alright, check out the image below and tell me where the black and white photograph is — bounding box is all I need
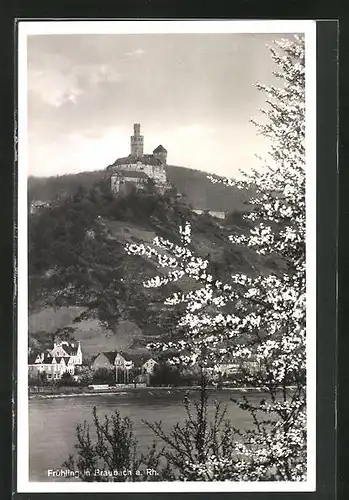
[17,20,317,493]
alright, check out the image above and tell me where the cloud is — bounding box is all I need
[28,61,122,109]
[78,64,121,86]
[125,48,146,58]
[28,68,83,107]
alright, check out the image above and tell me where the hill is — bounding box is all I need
[28,165,253,212]
[166,165,251,212]
[28,181,275,357]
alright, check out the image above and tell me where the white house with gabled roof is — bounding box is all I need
[28,340,83,381]
[50,340,82,365]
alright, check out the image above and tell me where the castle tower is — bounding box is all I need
[153,145,167,165]
[130,123,144,157]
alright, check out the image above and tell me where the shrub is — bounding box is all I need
[57,372,77,387]
[92,368,115,385]
[63,406,168,482]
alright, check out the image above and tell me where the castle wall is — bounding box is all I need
[114,162,153,178]
[111,174,148,196]
[152,165,167,184]
[111,176,120,193]
[113,162,166,185]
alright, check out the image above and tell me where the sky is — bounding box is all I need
[26,32,294,179]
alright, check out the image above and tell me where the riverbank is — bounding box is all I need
[28,385,268,399]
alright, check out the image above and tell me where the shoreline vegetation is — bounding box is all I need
[28,385,295,399]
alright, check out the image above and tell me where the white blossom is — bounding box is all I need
[124,35,306,482]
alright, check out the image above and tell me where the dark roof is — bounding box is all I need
[112,154,162,167]
[122,353,153,366]
[42,353,53,363]
[28,353,38,364]
[93,351,118,364]
[153,145,167,154]
[112,156,133,166]
[29,352,72,364]
[61,344,78,355]
[113,170,149,179]
[32,352,53,364]
[53,356,65,364]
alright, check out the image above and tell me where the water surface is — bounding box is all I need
[29,389,262,481]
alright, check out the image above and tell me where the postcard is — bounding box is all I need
[16,19,318,494]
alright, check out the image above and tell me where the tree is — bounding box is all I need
[77,366,94,386]
[92,368,115,385]
[57,372,77,387]
[63,406,167,482]
[149,362,181,387]
[125,35,306,481]
[142,392,236,480]
[28,370,48,387]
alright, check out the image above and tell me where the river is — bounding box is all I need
[29,388,262,481]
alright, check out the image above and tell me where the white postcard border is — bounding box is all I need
[17,19,317,493]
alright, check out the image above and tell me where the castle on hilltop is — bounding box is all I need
[107,124,169,195]
[105,123,227,220]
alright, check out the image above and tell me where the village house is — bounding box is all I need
[91,351,117,371]
[201,361,240,380]
[30,200,51,214]
[28,352,75,381]
[141,357,158,375]
[192,208,227,220]
[91,350,158,384]
[217,362,240,376]
[50,340,83,365]
[28,340,83,381]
